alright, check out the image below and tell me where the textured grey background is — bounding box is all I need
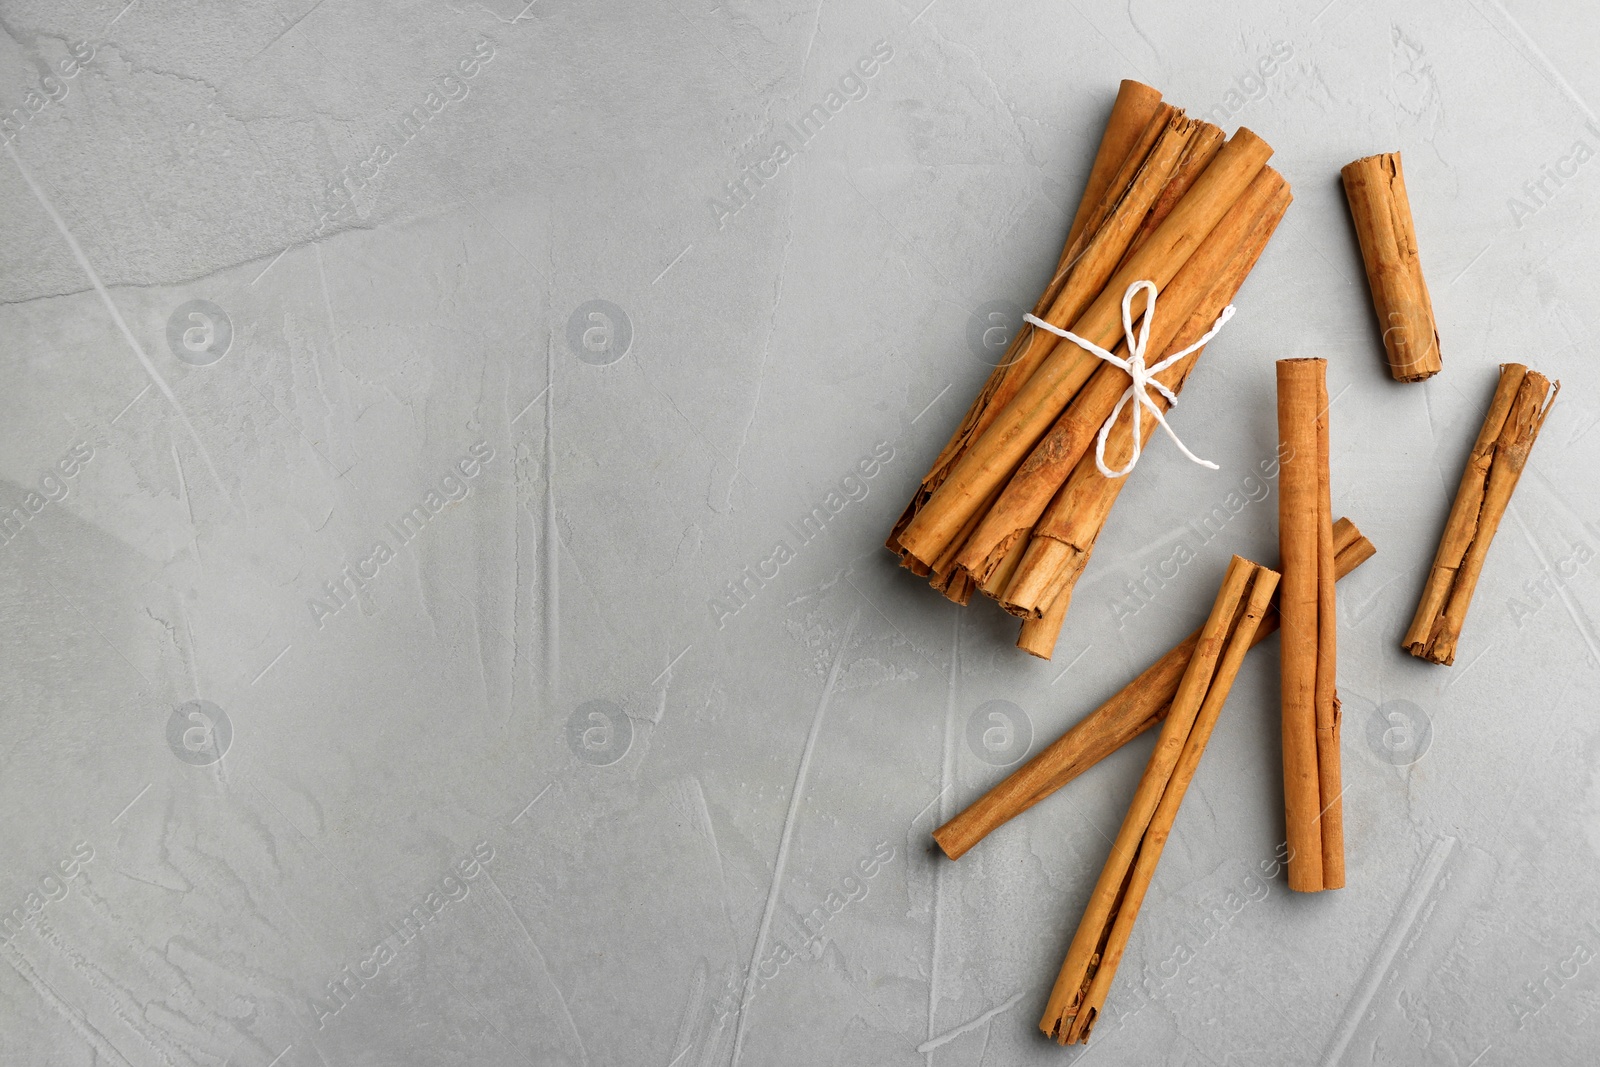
[2,0,1599,1064]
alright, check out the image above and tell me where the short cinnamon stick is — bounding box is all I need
[1403,364,1559,664]
[1276,358,1340,892]
[1341,151,1441,382]
[933,518,1374,861]
[1040,556,1280,1044]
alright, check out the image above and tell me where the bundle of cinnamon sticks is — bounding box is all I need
[886,81,1292,659]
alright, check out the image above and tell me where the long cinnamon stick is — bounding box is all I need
[1040,556,1280,1044]
[1277,358,1340,892]
[933,518,1373,861]
[886,85,1167,567]
[1341,151,1441,382]
[1403,364,1559,663]
[895,129,1275,570]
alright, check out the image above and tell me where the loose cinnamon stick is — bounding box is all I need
[1001,178,1293,653]
[1276,358,1340,892]
[886,85,1167,566]
[1403,364,1559,664]
[1341,151,1441,382]
[958,165,1287,589]
[1040,556,1280,1044]
[933,518,1373,862]
[896,129,1275,569]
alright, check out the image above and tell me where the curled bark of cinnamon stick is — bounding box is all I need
[1403,364,1559,664]
[1040,556,1280,1044]
[933,517,1373,862]
[1341,151,1441,382]
[1277,358,1341,892]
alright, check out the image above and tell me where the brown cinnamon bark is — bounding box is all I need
[1341,151,1441,382]
[895,128,1275,569]
[1403,364,1559,663]
[1040,556,1280,1044]
[1276,358,1340,892]
[933,518,1374,861]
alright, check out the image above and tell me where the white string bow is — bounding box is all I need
[1023,279,1235,479]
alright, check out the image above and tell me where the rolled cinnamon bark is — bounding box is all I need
[1341,151,1441,382]
[957,165,1287,590]
[933,518,1373,862]
[1276,358,1340,892]
[886,84,1168,568]
[1403,364,1559,663]
[1040,556,1280,1044]
[1000,177,1293,653]
[896,128,1275,569]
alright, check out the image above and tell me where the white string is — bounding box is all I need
[1023,279,1235,478]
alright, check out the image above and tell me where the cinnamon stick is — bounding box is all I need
[1040,556,1280,1044]
[1403,364,1559,664]
[886,85,1167,566]
[934,517,1373,862]
[1341,151,1441,382]
[896,129,1275,569]
[1276,358,1340,892]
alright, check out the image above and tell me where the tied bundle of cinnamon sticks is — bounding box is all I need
[886,80,1292,659]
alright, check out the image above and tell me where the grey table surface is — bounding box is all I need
[3,0,1599,1064]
